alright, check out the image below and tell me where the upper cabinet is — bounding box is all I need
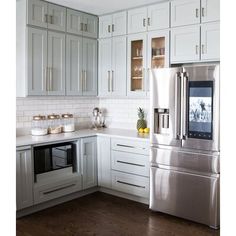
[128,2,169,34]
[67,9,98,38]
[99,11,127,38]
[201,0,220,23]
[27,0,66,31]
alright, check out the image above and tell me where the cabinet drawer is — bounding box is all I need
[112,171,149,198]
[111,150,149,177]
[111,138,149,155]
[34,176,82,204]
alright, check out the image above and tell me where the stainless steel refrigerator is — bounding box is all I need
[149,64,220,229]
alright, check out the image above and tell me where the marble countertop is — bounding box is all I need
[16,128,150,147]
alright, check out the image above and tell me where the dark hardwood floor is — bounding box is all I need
[16,192,220,236]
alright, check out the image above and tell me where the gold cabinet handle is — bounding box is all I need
[196,8,199,18]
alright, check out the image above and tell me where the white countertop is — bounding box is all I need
[16,128,150,147]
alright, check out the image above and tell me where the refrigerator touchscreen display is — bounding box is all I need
[188,81,213,140]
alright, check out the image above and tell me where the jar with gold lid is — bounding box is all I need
[47,114,62,134]
[31,115,48,136]
[61,113,75,132]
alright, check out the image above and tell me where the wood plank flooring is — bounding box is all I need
[16,192,220,236]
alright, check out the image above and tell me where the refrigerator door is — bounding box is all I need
[181,64,220,152]
[150,68,182,147]
[150,166,220,228]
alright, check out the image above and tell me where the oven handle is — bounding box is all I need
[181,72,188,140]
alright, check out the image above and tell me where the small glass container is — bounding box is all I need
[61,114,75,132]
[47,114,62,134]
[31,115,48,136]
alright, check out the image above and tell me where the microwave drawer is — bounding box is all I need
[111,150,149,177]
[111,138,149,155]
[111,171,149,198]
[34,176,82,204]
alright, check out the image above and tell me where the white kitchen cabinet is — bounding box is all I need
[99,36,126,97]
[171,0,200,27]
[128,7,147,34]
[201,22,220,61]
[201,0,220,23]
[97,137,112,188]
[171,25,200,63]
[147,2,170,31]
[81,137,97,189]
[82,13,98,39]
[16,147,33,210]
[99,11,126,38]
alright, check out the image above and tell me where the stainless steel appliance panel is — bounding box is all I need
[150,166,220,228]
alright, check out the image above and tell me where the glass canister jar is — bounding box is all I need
[31,115,48,136]
[61,114,75,132]
[47,114,62,134]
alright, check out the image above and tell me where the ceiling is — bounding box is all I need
[47,0,166,15]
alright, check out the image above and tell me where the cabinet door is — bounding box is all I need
[66,35,83,96]
[112,11,127,37]
[128,7,147,34]
[66,9,83,36]
[98,38,112,96]
[147,2,169,31]
[111,36,127,96]
[127,33,147,97]
[171,25,200,63]
[48,31,65,95]
[171,0,200,27]
[81,137,97,189]
[201,0,220,23]
[83,38,97,96]
[16,148,33,210]
[82,13,98,39]
[99,15,112,38]
[48,3,66,32]
[27,27,47,95]
[201,22,220,61]
[97,137,111,188]
[27,0,48,28]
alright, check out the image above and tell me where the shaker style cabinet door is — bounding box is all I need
[27,0,48,28]
[171,0,200,27]
[171,25,200,63]
[99,15,112,38]
[81,137,97,189]
[66,9,84,36]
[201,22,220,61]
[112,11,127,37]
[98,38,112,96]
[47,3,66,32]
[27,27,47,95]
[82,13,98,39]
[66,35,83,96]
[47,31,65,95]
[201,0,220,23]
[82,38,97,96]
[147,2,170,31]
[16,148,33,210]
[128,7,147,34]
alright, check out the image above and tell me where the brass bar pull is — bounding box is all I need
[202,44,205,54]
[148,17,151,26]
[108,25,111,33]
[195,45,198,55]
[202,7,205,17]
[108,71,110,92]
[80,23,84,31]
[50,15,53,24]
[196,8,199,18]
[143,18,146,27]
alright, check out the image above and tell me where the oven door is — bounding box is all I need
[181,65,220,152]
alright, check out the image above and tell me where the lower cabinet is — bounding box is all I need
[16,147,33,210]
[81,137,98,189]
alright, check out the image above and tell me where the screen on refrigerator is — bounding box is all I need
[188,81,213,140]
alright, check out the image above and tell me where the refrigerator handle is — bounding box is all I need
[175,72,181,140]
[181,72,188,140]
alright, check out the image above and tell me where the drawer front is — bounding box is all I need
[111,150,149,177]
[112,171,149,198]
[34,176,82,204]
[111,138,149,155]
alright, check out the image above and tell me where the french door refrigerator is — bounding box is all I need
[149,64,220,229]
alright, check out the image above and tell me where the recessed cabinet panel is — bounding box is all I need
[66,35,83,95]
[47,31,65,95]
[171,25,200,63]
[99,15,112,38]
[201,0,220,23]
[82,13,98,39]
[112,11,127,37]
[66,9,83,36]
[147,2,169,31]
[27,0,48,28]
[201,23,220,61]
[48,3,66,31]
[171,0,200,27]
[128,7,147,34]
[27,27,47,95]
